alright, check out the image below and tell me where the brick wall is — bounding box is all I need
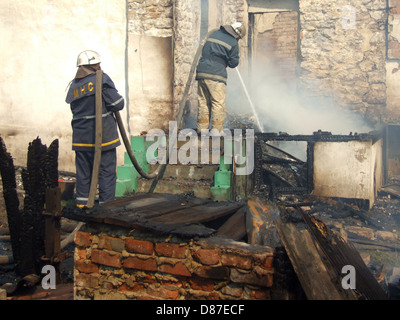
[73,226,275,300]
[253,11,299,81]
[128,0,173,36]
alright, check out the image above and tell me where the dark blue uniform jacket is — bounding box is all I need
[66,72,124,152]
[195,26,240,85]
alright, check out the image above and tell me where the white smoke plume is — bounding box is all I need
[226,62,373,136]
[225,61,373,160]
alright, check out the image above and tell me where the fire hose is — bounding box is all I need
[85,29,219,205]
[86,70,103,208]
[113,28,219,184]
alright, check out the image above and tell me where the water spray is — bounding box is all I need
[235,67,264,133]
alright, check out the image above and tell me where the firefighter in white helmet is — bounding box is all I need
[66,50,124,208]
[195,22,246,133]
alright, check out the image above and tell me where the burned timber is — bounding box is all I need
[1,126,400,300]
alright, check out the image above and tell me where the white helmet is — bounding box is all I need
[231,22,246,39]
[76,50,101,67]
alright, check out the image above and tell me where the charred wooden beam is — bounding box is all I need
[263,142,305,164]
[216,206,246,241]
[45,139,59,189]
[0,137,60,277]
[262,164,295,188]
[62,194,244,238]
[276,220,353,300]
[0,137,22,274]
[42,187,62,283]
[20,138,48,276]
[253,138,263,191]
[295,205,388,300]
[306,142,314,194]
[256,130,377,143]
[246,197,281,248]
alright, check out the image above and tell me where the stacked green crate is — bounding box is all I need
[115,136,152,198]
[211,155,233,201]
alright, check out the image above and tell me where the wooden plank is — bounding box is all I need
[276,220,348,300]
[44,187,62,259]
[61,206,107,224]
[101,193,175,211]
[133,221,216,238]
[150,202,243,225]
[61,197,208,227]
[133,198,211,219]
[101,194,209,217]
[100,214,217,238]
[102,201,187,226]
[62,194,240,237]
[216,206,246,240]
[246,197,281,248]
[380,184,400,198]
[0,137,22,274]
[296,206,387,300]
[102,199,212,228]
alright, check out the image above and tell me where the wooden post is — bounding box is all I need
[0,137,22,274]
[43,187,62,283]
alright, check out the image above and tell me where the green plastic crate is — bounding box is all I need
[211,185,232,201]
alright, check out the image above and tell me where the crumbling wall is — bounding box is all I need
[0,0,126,173]
[251,10,299,81]
[172,0,201,129]
[186,0,249,127]
[127,0,175,134]
[387,0,400,120]
[299,0,387,125]
[73,227,275,300]
[221,0,249,73]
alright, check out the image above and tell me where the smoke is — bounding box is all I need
[226,61,373,160]
[226,62,373,136]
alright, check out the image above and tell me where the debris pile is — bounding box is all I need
[1,125,400,300]
[0,137,76,298]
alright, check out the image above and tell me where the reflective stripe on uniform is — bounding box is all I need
[72,137,120,148]
[207,38,232,50]
[72,111,113,121]
[107,97,124,107]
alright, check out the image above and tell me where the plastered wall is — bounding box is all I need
[312,139,383,208]
[0,0,127,172]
